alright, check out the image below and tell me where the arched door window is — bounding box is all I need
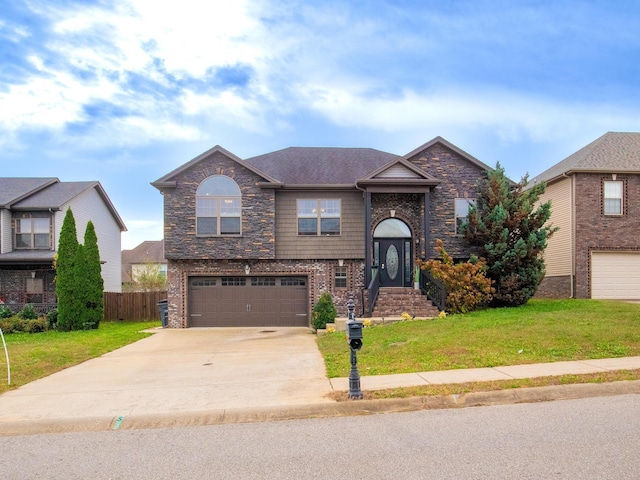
[196,175,241,235]
[373,218,413,287]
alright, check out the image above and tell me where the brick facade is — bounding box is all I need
[165,258,364,327]
[573,173,640,298]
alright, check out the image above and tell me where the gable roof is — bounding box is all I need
[154,137,493,190]
[152,145,281,188]
[244,147,400,186]
[0,178,58,207]
[121,240,166,283]
[532,132,640,184]
[0,178,127,231]
[403,136,494,172]
[356,157,440,188]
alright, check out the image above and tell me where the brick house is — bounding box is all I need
[152,137,493,328]
[533,132,640,300]
[0,178,127,313]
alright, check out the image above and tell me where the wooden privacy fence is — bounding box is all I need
[104,291,167,321]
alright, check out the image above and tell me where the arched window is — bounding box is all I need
[196,175,241,235]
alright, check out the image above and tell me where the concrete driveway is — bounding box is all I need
[0,327,335,425]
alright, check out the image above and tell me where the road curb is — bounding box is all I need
[2,380,639,436]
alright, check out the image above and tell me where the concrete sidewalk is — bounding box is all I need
[331,356,640,391]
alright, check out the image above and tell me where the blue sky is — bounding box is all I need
[2,0,640,249]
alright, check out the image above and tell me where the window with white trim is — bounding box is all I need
[455,198,475,234]
[603,180,623,215]
[334,267,347,288]
[196,175,241,235]
[297,199,341,236]
[14,214,51,249]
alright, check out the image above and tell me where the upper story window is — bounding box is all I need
[455,198,476,234]
[603,180,623,215]
[15,213,51,249]
[196,175,241,236]
[297,199,341,236]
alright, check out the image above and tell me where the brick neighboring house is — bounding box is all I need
[152,137,493,328]
[0,178,127,313]
[121,239,167,286]
[533,132,640,300]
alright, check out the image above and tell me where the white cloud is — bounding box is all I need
[302,85,640,146]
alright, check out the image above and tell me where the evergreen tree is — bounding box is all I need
[56,208,79,331]
[73,244,88,330]
[464,163,558,307]
[83,221,103,329]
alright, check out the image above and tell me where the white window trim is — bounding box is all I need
[297,199,342,236]
[603,180,623,216]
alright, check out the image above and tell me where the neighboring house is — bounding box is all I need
[533,132,640,300]
[0,178,127,312]
[121,240,167,286]
[152,136,493,328]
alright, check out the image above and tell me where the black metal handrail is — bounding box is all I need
[420,270,447,311]
[366,267,380,317]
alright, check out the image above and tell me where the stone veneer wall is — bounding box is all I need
[161,150,276,261]
[406,144,485,259]
[573,173,640,298]
[165,259,365,328]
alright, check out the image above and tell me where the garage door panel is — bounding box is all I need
[592,252,640,300]
[189,276,308,327]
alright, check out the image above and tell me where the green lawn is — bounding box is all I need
[317,299,640,378]
[0,321,159,395]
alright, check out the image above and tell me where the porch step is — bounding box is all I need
[372,287,440,318]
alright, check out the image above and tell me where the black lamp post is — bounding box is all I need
[346,298,363,399]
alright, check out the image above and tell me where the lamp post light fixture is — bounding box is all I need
[244,264,250,275]
[346,298,363,400]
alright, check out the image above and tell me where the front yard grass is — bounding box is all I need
[0,321,159,395]
[317,299,640,378]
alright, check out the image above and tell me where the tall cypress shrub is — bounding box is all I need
[83,221,103,329]
[73,244,88,330]
[56,208,79,331]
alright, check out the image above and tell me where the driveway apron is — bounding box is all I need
[0,327,334,423]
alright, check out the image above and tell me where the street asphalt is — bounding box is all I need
[1,327,639,436]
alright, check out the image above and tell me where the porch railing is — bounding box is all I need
[365,266,380,317]
[420,270,447,311]
[0,291,57,315]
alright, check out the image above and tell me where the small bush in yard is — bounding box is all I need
[312,292,337,330]
[19,303,39,320]
[25,318,47,333]
[422,239,494,314]
[0,305,13,319]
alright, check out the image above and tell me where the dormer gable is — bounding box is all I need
[356,157,439,191]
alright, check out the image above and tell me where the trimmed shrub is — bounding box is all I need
[0,305,13,319]
[25,318,47,333]
[422,239,494,314]
[18,304,39,320]
[312,292,337,330]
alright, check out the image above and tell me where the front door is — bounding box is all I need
[379,239,405,287]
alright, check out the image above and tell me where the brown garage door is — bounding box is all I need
[188,276,308,327]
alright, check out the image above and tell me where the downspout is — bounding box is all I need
[355,183,370,317]
[563,173,575,298]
